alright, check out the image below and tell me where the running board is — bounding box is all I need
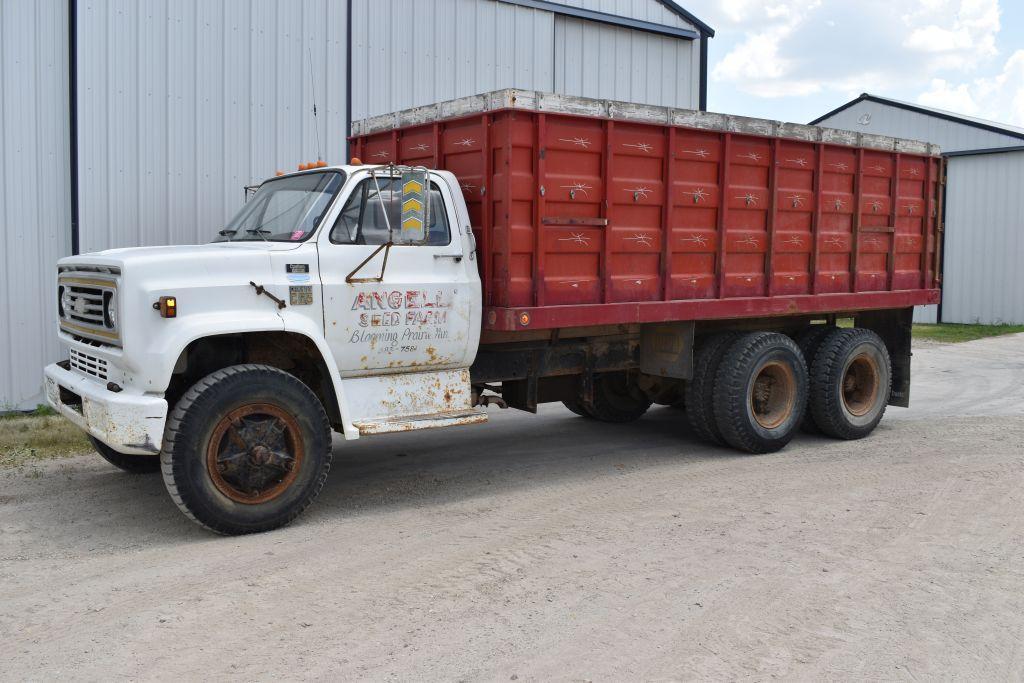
[353,409,488,436]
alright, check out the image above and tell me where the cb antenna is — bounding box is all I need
[308,47,323,162]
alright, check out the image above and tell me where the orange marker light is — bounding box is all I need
[315,160,327,167]
[350,157,363,165]
[275,170,284,176]
[153,296,177,318]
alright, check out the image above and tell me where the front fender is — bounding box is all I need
[279,313,358,439]
[135,310,359,440]
[124,310,287,392]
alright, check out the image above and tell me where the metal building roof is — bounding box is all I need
[657,0,715,35]
[495,0,714,39]
[810,93,1024,143]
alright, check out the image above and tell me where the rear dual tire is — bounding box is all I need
[684,333,739,446]
[794,325,835,434]
[712,333,809,454]
[807,328,891,440]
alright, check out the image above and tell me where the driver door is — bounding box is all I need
[317,172,477,377]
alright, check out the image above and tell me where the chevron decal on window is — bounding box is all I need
[400,171,428,242]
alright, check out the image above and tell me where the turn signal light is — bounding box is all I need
[153,296,177,318]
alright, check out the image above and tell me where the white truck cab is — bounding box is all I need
[45,164,485,533]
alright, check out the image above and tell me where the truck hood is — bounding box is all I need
[58,242,301,279]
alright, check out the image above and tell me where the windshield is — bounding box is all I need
[214,171,345,242]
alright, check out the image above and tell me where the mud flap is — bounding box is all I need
[855,307,912,407]
[640,322,695,380]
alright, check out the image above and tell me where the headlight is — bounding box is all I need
[59,286,71,317]
[103,291,117,329]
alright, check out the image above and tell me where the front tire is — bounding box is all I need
[90,436,161,473]
[161,364,332,535]
[713,332,808,454]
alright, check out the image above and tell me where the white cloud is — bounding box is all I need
[708,0,1006,106]
[710,0,824,97]
[917,79,981,114]
[903,0,1000,69]
[932,49,1024,125]
[908,49,1024,125]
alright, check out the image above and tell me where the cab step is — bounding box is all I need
[352,408,488,436]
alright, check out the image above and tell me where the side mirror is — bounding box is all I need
[395,169,430,245]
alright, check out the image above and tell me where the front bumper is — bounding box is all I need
[44,363,167,455]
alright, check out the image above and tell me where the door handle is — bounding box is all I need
[434,253,463,263]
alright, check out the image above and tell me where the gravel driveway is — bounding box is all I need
[2,334,1023,680]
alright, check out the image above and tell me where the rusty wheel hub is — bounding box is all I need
[206,403,303,504]
[842,354,880,417]
[750,361,797,429]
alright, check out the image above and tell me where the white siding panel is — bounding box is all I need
[816,100,1023,154]
[941,151,1024,324]
[0,0,71,410]
[0,0,700,409]
[77,0,347,252]
[913,305,938,324]
[351,0,555,121]
[554,16,697,109]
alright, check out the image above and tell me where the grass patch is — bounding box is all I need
[834,319,1021,344]
[0,414,91,469]
[0,403,57,419]
[912,323,1024,344]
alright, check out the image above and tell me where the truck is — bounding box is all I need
[44,89,943,534]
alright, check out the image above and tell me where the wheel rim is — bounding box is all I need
[842,353,880,417]
[206,403,304,504]
[749,361,797,429]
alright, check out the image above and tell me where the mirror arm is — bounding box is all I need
[345,241,393,283]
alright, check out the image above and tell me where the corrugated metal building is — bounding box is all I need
[812,94,1024,325]
[0,0,713,410]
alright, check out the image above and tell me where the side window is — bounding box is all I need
[330,178,451,246]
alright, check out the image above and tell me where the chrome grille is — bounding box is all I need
[65,285,106,325]
[58,271,120,345]
[69,348,109,380]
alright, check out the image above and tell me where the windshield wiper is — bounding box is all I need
[218,228,236,241]
[245,227,271,242]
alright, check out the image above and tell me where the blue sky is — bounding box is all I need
[683,0,1024,127]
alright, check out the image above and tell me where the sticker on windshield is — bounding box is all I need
[290,230,306,241]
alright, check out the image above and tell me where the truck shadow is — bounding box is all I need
[305,404,769,523]
[32,404,833,544]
